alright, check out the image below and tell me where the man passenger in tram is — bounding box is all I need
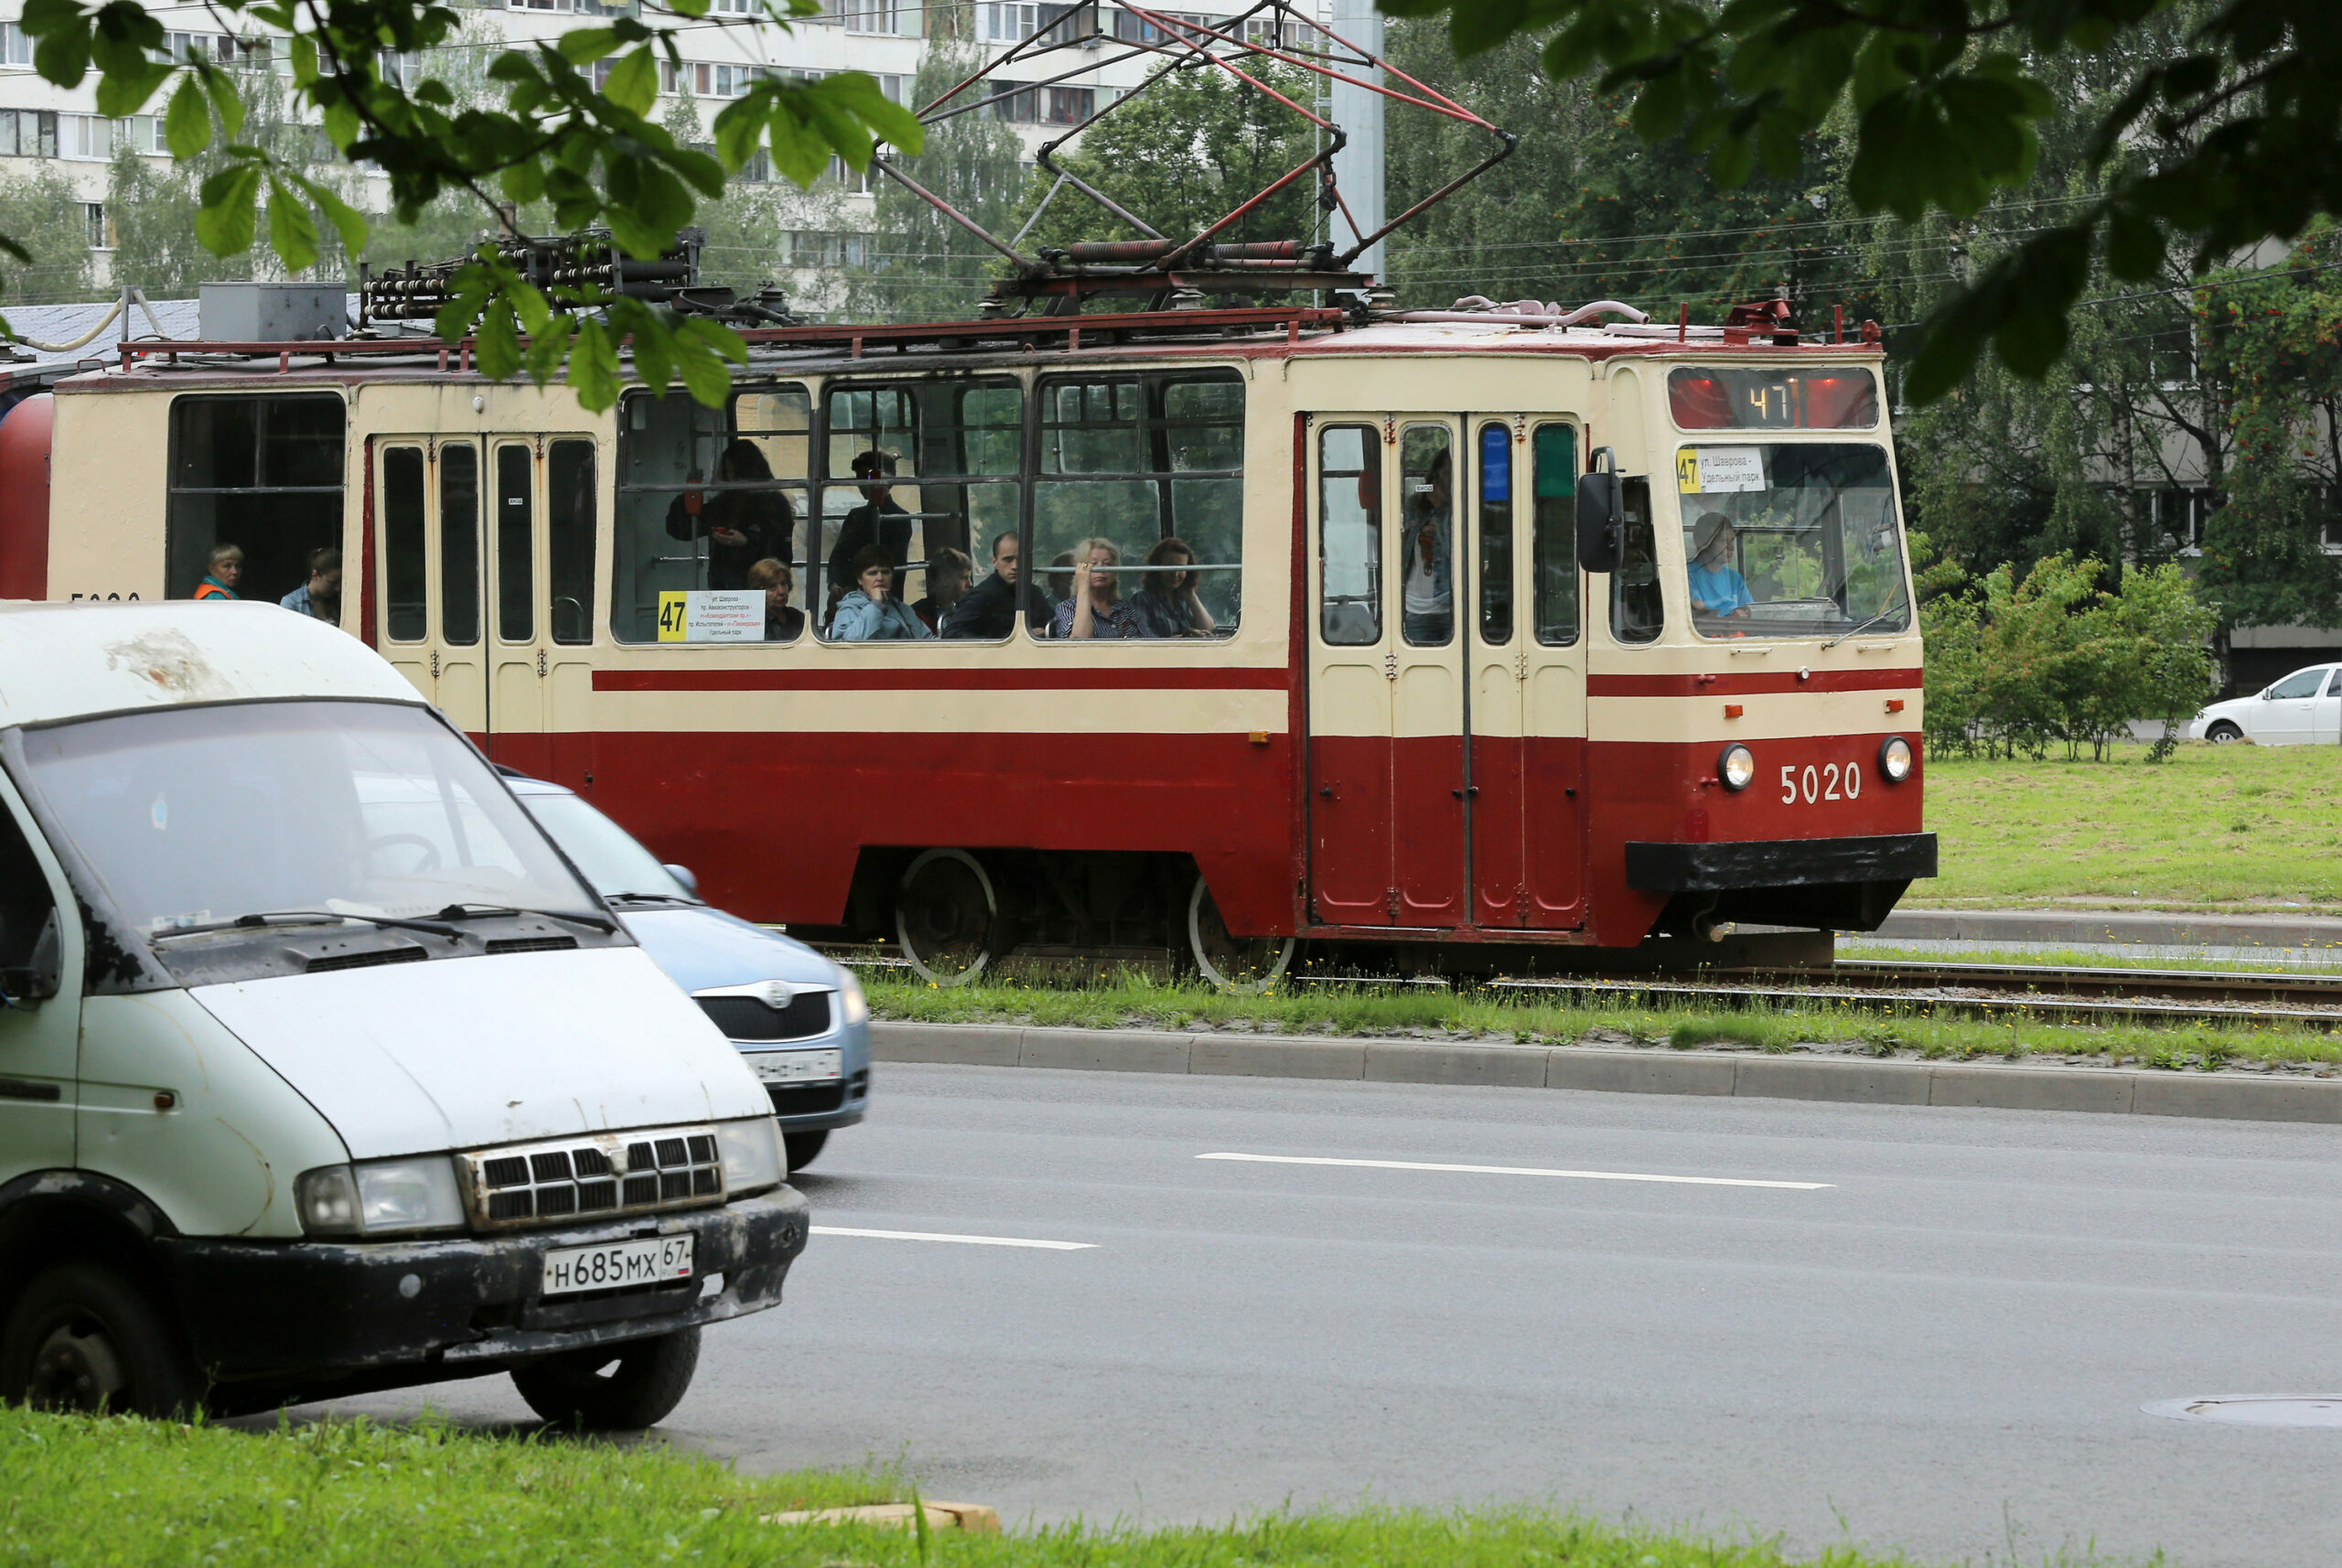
[747,557,806,641]
[1127,536,1218,638]
[940,530,1050,639]
[831,545,933,641]
[825,451,914,620]
[912,546,973,634]
[665,439,794,592]
[1055,537,1146,639]
[1687,510,1755,622]
[279,547,341,622]
[191,542,243,601]
[1402,450,1453,643]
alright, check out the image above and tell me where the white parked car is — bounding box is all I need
[2188,664,2342,745]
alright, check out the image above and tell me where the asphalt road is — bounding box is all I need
[313,1064,2342,1567]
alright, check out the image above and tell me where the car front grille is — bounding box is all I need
[458,1126,724,1230]
[697,989,833,1042]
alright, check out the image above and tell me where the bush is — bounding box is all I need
[1923,553,2216,761]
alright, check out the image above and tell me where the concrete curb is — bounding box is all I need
[872,1021,2342,1124]
[1878,908,2342,949]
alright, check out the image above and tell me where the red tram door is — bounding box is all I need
[1308,415,1585,933]
[1306,416,1466,928]
[1465,418,1586,929]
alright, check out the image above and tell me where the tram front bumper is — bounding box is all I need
[1624,832,1938,892]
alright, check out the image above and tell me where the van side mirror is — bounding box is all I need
[0,910,60,1004]
[1576,449,1623,575]
[663,864,700,898]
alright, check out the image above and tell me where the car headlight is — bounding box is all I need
[1878,734,1915,782]
[295,1157,466,1237]
[1718,743,1756,791]
[715,1116,787,1195]
[833,963,869,1026]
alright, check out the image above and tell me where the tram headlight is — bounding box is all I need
[1717,743,1756,792]
[1878,735,1915,783]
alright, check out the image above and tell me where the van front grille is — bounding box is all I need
[459,1126,722,1230]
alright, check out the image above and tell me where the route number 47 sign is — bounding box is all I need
[656,590,764,642]
[1677,447,1766,494]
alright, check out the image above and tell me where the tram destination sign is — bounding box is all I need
[657,590,764,643]
[1668,367,1878,431]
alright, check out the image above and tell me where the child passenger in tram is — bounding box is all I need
[830,545,933,641]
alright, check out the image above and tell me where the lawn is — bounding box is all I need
[0,1407,2068,1568]
[1918,743,2342,910]
[866,973,2342,1071]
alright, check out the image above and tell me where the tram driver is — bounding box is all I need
[940,530,1051,639]
[1687,511,1754,622]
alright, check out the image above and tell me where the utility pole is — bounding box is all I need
[1328,0,1383,282]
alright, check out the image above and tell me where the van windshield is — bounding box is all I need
[14,701,597,936]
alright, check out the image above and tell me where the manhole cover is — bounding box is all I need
[2143,1395,2342,1428]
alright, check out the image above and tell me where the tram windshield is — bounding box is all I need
[1674,442,1909,640]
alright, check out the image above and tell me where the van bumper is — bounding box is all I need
[154,1188,807,1409]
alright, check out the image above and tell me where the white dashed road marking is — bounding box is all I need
[1195,1152,1833,1190]
[811,1225,1098,1250]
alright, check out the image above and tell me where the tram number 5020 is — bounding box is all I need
[1781,762,1861,805]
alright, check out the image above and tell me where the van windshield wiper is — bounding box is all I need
[431,902,618,934]
[150,909,464,942]
[603,891,698,906]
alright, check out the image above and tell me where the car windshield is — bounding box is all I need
[13,700,597,935]
[1675,442,1910,639]
[520,792,693,903]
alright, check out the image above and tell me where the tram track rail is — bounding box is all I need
[809,941,2342,1030]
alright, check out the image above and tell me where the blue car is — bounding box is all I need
[503,774,870,1171]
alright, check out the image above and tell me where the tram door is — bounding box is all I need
[1306,415,1467,928]
[1466,419,1585,929]
[374,435,598,785]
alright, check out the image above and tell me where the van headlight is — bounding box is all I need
[833,963,869,1026]
[1878,735,1915,782]
[1717,743,1756,791]
[715,1116,787,1196]
[295,1158,466,1237]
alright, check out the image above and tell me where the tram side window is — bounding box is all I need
[1477,424,1511,644]
[1034,371,1242,639]
[1318,424,1380,645]
[167,394,345,604]
[1531,424,1579,645]
[612,385,811,643]
[381,446,426,641]
[820,379,1020,640]
[495,445,532,643]
[1609,478,1661,644]
[1397,424,1452,647]
[442,445,481,646]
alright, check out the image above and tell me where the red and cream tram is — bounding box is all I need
[0,299,1931,984]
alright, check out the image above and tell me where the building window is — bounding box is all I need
[1044,86,1092,124]
[2146,487,2218,551]
[839,0,904,35]
[376,49,423,90]
[0,110,59,158]
[59,114,114,161]
[85,202,108,250]
[990,80,1036,122]
[0,23,30,67]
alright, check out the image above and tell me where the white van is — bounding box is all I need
[0,602,804,1425]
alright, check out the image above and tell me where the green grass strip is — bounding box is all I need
[868,974,2342,1071]
[0,1406,2004,1566]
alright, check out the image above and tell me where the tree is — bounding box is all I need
[0,166,95,305]
[845,19,1026,323]
[7,0,921,407]
[1383,0,2342,403]
[1012,59,1319,255]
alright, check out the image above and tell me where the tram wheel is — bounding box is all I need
[1187,877,1295,993]
[896,849,1001,987]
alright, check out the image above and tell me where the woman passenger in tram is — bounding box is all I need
[831,545,933,641]
[1054,538,1146,639]
[665,439,794,592]
[1687,510,1754,623]
[1126,536,1217,638]
[747,557,806,641]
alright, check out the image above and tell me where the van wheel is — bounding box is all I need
[896,849,1001,987]
[2207,721,2243,744]
[510,1326,700,1430]
[1,1261,204,1418]
[1187,877,1295,993]
[783,1130,829,1172]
